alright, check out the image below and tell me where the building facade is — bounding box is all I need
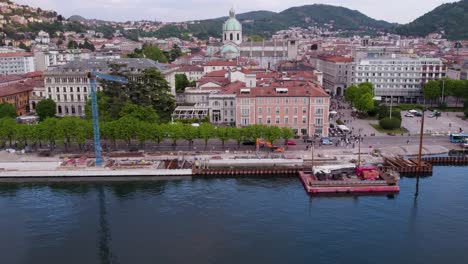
[0,52,35,76]
[311,56,353,96]
[353,57,446,103]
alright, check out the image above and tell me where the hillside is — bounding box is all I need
[396,0,468,40]
[188,4,395,39]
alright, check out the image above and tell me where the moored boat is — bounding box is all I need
[299,165,400,194]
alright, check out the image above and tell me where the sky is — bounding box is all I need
[13,0,459,24]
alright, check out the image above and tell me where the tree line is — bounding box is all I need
[422,79,468,106]
[0,116,296,152]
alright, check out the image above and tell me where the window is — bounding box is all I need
[258,117,263,124]
[64,95,67,101]
[77,87,80,92]
[302,108,307,114]
[302,117,307,124]
[276,107,280,114]
[77,94,81,101]
[303,98,307,104]
[84,87,87,93]
[294,108,298,114]
[241,99,250,105]
[258,107,262,114]
[315,107,323,115]
[230,33,233,41]
[241,108,249,116]
[275,117,280,124]
[57,95,60,101]
[267,108,271,114]
[70,95,74,102]
[48,87,51,93]
[315,118,323,125]
[315,98,324,104]
[293,117,298,124]
[56,87,59,93]
[284,117,289,124]
[267,117,271,124]
[285,108,289,114]
[237,33,239,41]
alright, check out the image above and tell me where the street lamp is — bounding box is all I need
[358,128,363,167]
[441,79,445,104]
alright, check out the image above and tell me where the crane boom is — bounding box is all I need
[87,71,128,166]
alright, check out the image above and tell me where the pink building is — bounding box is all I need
[224,82,330,137]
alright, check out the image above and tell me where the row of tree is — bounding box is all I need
[423,79,468,106]
[0,116,295,152]
[126,44,182,63]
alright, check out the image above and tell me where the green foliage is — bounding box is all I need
[396,0,468,40]
[379,117,402,130]
[281,127,295,142]
[79,39,95,51]
[0,103,17,119]
[345,83,374,112]
[216,127,231,147]
[18,42,30,52]
[35,99,56,121]
[264,126,282,144]
[198,123,215,147]
[167,123,184,145]
[0,117,17,147]
[423,80,441,102]
[127,45,168,63]
[175,74,192,93]
[119,103,159,123]
[247,35,264,41]
[67,40,79,49]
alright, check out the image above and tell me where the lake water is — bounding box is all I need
[1,166,467,264]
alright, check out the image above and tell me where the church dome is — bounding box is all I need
[223,8,242,32]
[221,44,239,54]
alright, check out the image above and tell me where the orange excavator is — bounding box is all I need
[257,139,285,152]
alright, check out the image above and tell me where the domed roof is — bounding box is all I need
[221,44,239,54]
[223,8,242,32]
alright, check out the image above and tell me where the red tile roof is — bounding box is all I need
[0,79,42,97]
[318,56,353,63]
[220,81,329,98]
[0,74,26,84]
[0,52,33,58]
[204,60,237,67]
[203,69,227,77]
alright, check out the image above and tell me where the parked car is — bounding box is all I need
[242,141,255,145]
[405,113,414,117]
[320,137,333,145]
[286,140,296,145]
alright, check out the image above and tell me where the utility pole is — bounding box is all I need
[441,79,445,104]
[417,107,425,170]
[389,95,393,119]
[358,128,362,166]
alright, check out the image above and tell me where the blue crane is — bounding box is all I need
[87,71,128,166]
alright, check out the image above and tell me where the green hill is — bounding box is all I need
[396,0,468,40]
[188,4,395,39]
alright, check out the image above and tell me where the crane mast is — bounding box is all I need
[87,72,128,166]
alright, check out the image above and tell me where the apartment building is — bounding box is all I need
[353,57,446,103]
[311,56,353,96]
[0,52,35,75]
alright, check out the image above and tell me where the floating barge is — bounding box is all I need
[298,165,400,194]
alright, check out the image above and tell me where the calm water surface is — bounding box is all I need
[1,166,467,264]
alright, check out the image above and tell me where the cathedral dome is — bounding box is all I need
[223,8,242,32]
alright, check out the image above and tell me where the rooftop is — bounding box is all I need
[45,58,170,74]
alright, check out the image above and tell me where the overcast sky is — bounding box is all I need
[14,0,459,24]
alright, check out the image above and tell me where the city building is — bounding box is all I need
[0,52,35,75]
[206,9,299,69]
[310,56,353,96]
[0,79,42,115]
[353,57,446,103]
[226,82,330,137]
[42,58,178,117]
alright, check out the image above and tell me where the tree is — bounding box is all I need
[151,123,166,145]
[35,99,56,121]
[281,127,295,146]
[229,127,244,146]
[379,117,401,130]
[344,85,359,103]
[119,103,159,123]
[264,126,282,144]
[67,40,79,49]
[0,117,17,147]
[136,122,152,149]
[198,123,215,148]
[79,39,96,51]
[175,74,191,93]
[355,93,374,112]
[182,125,198,146]
[169,44,182,62]
[142,45,168,63]
[0,103,17,119]
[115,116,139,148]
[423,80,441,105]
[216,127,231,149]
[18,42,30,52]
[167,123,184,148]
[37,118,58,150]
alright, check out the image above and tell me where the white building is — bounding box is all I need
[0,52,35,75]
[353,57,446,103]
[34,30,50,44]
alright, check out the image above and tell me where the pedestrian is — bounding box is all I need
[406,140,410,145]
[449,123,452,128]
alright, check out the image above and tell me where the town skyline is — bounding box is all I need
[13,0,460,24]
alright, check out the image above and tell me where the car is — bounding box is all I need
[405,113,414,117]
[242,141,255,145]
[320,137,333,145]
[305,138,314,143]
[286,140,296,145]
